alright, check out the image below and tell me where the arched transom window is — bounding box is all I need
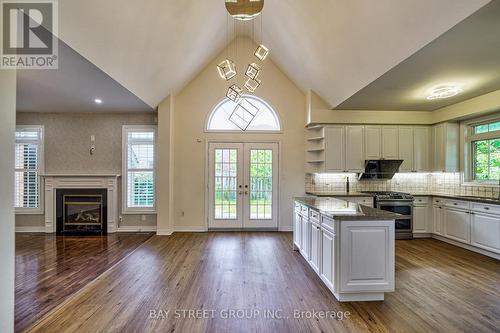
[206,95,281,132]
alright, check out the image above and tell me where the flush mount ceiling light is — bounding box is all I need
[426,85,463,100]
[94,98,103,104]
[225,0,264,21]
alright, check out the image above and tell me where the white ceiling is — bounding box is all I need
[54,0,490,109]
[17,39,153,113]
[335,0,500,111]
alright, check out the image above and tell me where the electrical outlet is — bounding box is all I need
[141,215,146,221]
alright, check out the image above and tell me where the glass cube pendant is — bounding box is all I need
[254,44,269,61]
[245,63,261,80]
[229,98,260,131]
[226,84,243,103]
[217,59,237,81]
[245,77,261,93]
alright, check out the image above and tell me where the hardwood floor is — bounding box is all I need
[23,233,500,333]
[15,232,154,333]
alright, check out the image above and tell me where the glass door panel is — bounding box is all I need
[249,149,273,220]
[208,143,243,228]
[243,143,278,229]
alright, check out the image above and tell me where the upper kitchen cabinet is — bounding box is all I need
[365,126,382,160]
[345,126,365,172]
[382,126,399,159]
[325,126,345,172]
[432,123,459,172]
[398,127,414,172]
[413,127,431,172]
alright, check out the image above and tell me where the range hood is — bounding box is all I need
[358,160,403,180]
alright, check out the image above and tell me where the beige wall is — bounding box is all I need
[15,112,157,228]
[0,71,16,333]
[169,37,306,231]
[307,88,500,125]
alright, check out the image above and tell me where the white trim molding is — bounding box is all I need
[116,226,157,233]
[157,228,173,236]
[15,226,46,233]
[43,175,120,234]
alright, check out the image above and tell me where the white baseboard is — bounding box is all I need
[16,226,46,233]
[413,233,432,239]
[432,235,500,260]
[174,226,207,233]
[279,226,293,232]
[116,226,157,233]
[156,228,173,236]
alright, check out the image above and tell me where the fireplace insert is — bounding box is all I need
[56,189,107,235]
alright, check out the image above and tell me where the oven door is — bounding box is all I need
[377,201,413,232]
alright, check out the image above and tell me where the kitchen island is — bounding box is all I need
[293,196,400,302]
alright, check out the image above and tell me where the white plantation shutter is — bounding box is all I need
[123,127,156,212]
[15,127,43,210]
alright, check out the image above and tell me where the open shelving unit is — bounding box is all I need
[306,125,325,173]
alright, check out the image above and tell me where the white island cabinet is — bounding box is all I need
[294,198,396,302]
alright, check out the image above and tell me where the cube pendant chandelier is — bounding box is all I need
[218,0,270,130]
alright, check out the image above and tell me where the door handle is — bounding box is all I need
[244,190,249,195]
[239,191,244,195]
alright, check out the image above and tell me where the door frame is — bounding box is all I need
[205,139,282,231]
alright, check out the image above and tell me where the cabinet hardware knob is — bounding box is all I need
[484,207,490,210]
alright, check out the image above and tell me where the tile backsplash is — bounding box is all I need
[306,173,500,198]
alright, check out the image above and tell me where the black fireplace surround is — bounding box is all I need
[56,188,107,235]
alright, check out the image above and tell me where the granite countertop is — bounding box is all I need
[306,191,374,197]
[294,197,400,221]
[306,191,500,206]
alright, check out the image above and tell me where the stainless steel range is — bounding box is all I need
[361,191,414,240]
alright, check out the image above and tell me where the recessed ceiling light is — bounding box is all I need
[426,85,462,100]
[94,98,103,104]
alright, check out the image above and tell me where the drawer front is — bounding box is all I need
[414,197,431,205]
[445,199,470,210]
[321,216,336,234]
[471,202,500,215]
[309,209,320,222]
[433,197,444,205]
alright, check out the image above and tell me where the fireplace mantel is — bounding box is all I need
[43,175,119,233]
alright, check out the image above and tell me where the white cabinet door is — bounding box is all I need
[444,208,470,243]
[413,127,430,172]
[413,205,429,233]
[340,221,395,293]
[382,126,398,159]
[471,213,500,254]
[325,126,345,172]
[433,205,443,235]
[345,126,365,172]
[433,124,445,172]
[398,127,414,172]
[432,123,458,172]
[365,126,381,160]
[294,212,302,249]
[310,222,321,273]
[320,228,336,292]
[300,216,310,260]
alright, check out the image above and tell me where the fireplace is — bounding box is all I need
[56,189,107,235]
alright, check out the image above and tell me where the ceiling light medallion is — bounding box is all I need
[427,85,463,100]
[225,0,264,21]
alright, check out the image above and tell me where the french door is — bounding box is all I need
[208,142,279,229]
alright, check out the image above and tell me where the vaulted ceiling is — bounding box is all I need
[52,0,490,109]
